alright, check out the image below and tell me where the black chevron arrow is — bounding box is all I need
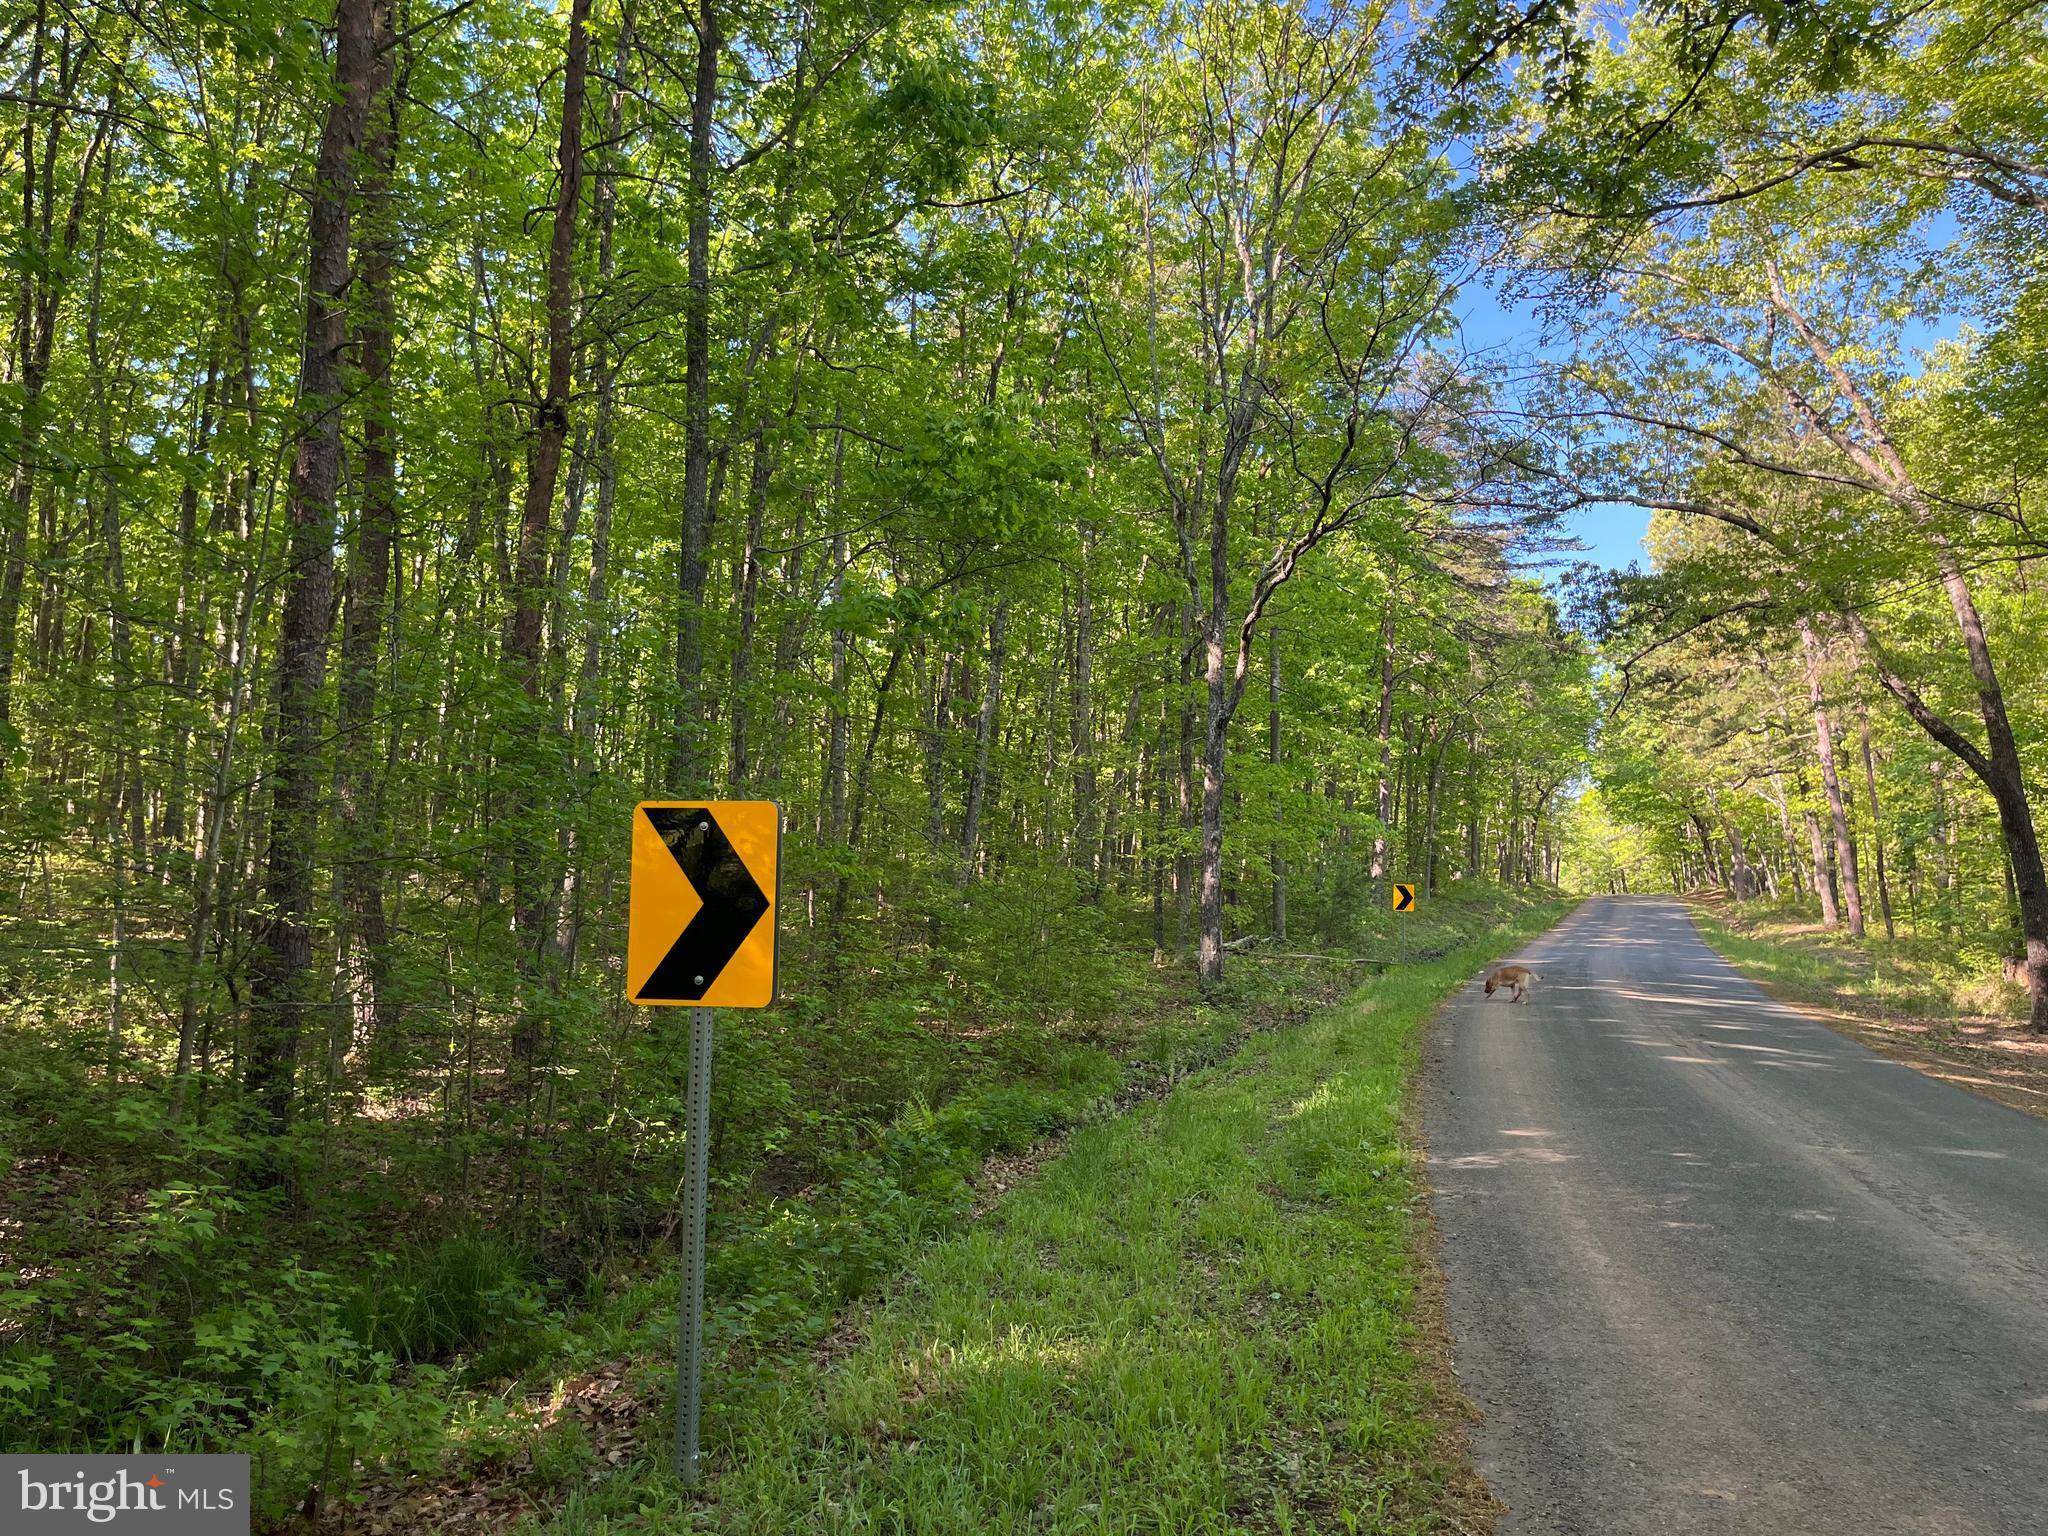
[1394,885,1415,912]
[639,807,770,1001]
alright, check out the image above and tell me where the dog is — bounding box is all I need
[1482,964,1541,1004]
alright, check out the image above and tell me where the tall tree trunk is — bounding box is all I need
[338,9,400,1056]
[670,0,721,788]
[2,13,115,741]
[1268,621,1285,939]
[84,128,132,1076]
[1800,618,1864,938]
[831,640,907,928]
[175,454,269,1119]
[959,600,1009,882]
[509,0,590,994]
[174,238,269,1120]
[1688,811,1721,889]
[1072,529,1098,892]
[1399,716,1420,873]
[1151,687,1169,957]
[1423,725,1449,895]
[1855,702,1895,941]
[1196,635,1228,985]
[826,531,850,852]
[728,416,773,790]
[162,336,224,867]
[1464,725,1484,880]
[1367,594,1396,890]
[559,0,634,972]
[1806,805,1839,928]
[1175,597,1195,949]
[1768,773,1805,895]
[248,0,379,1134]
[512,1,593,684]
[1194,463,1239,987]
[1721,811,1756,899]
[924,650,953,848]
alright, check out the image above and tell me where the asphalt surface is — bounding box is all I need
[1424,896,2048,1536]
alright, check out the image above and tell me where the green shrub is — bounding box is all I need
[341,1234,542,1363]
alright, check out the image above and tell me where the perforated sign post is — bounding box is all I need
[628,801,780,1488]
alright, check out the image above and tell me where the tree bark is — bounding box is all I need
[492,0,592,1078]
[1721,812,1756,899]
[557,0,633,969]
[728,416,773,790]
[1800,618,1864,938]
[247,0,379,1134]
[924,650,953,848]
[1464,724,1484,879]
[338,7,401,1056]
[1367,594,1396,890]
[2,21,115,743]
[1423,723,1449,895]
[1197,619,1228,985]
[670,0,721,789]
[826,565,850,852]
[84,126,132,1076]
[510,0,590,982]
[1072,529,1098,893]
[1767,772,1804,895]
[1268,621,1285,939]
[959,600,1009,882]
[1855,702,1896,940]
[1806,805,1839,928]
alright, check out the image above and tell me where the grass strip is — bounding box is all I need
[533,896,1571,1535]
[1686,898,2025,1026]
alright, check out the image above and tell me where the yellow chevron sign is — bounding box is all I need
[627,802,780,1007]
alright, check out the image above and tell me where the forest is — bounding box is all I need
[3,0,2044,1527]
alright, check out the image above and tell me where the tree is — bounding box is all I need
[247,0,382,1132]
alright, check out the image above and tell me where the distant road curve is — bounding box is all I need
[1425,896,2048,1536]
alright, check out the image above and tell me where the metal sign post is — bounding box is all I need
[626,801,780,1491]
[677,1004,714,1487]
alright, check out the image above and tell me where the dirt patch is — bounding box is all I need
[328,1364,652,1535]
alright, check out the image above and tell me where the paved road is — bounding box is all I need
[1424,896,2048,1536]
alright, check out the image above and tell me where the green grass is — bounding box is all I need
[1687,898,2029,1027]
[523,892,1572,1535]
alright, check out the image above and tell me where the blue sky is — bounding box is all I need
[1562,503,1655,569]
[1446,201,1976,578]
[1450,278,1654,574]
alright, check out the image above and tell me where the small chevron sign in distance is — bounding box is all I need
[627,801,780,1007]
[1392,883,1416,913]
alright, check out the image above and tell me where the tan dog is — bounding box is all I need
[1482,964,1541,1004]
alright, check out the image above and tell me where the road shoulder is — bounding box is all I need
[1685,899,2048,1122]
[524,896,1572,1533]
